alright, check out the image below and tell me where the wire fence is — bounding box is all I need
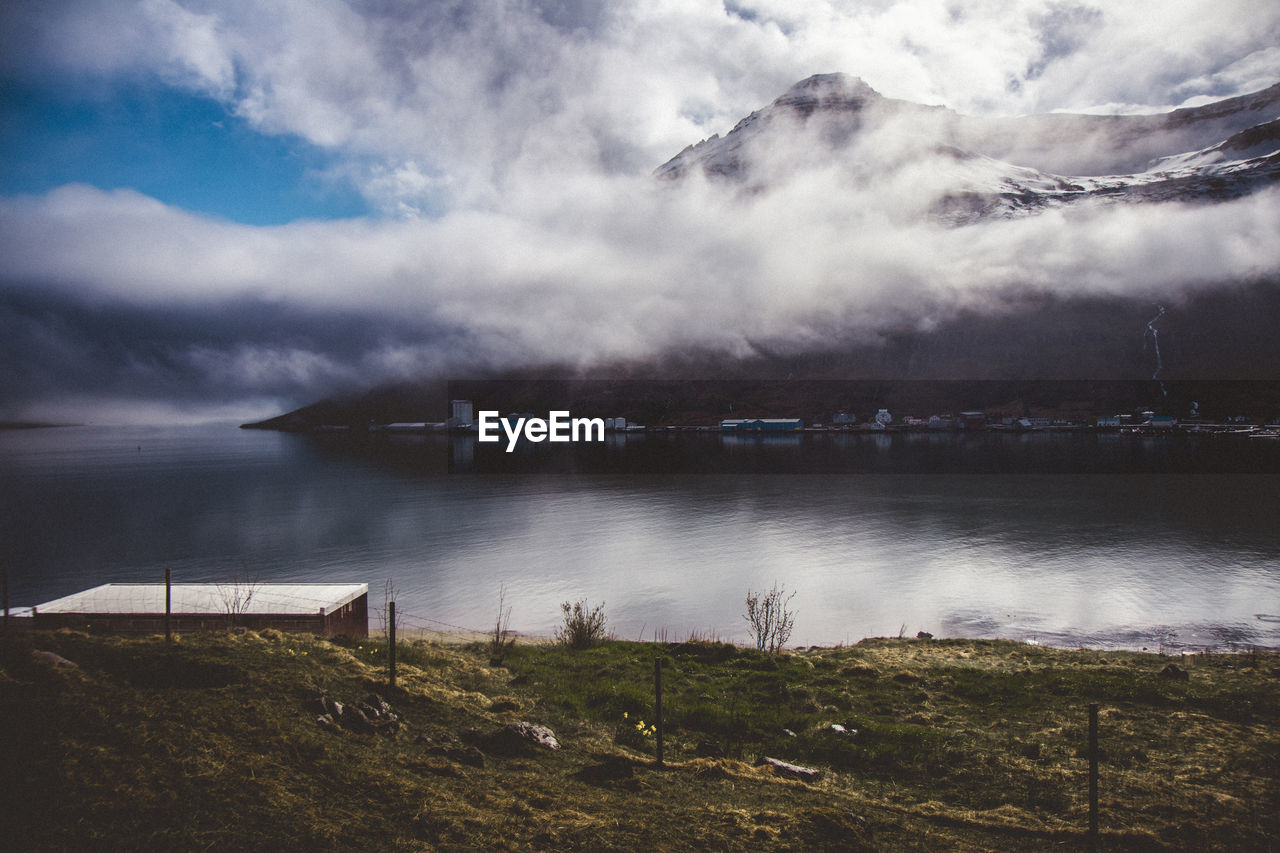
[8,568,1272,847]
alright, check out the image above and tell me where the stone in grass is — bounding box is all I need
[1159,663,1190,681]
[31,650,80,668]
[759,756,822,782]
[313,698,350,734]
[488,722,561,756]
[314,692,401,736]
[342,704,375,733]
[356,694,402,735]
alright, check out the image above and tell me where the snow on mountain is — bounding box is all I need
[1146,118,1280,170]
[656,74,1280,224]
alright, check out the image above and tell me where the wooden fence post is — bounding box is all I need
[3,562,9,634]
[388,601,397,688]
[1088,703,1100,846]
[164,568,172,644]
[654,657,665,767]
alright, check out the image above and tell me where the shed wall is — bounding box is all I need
[31,593,368,638]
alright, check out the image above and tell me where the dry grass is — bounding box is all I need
[0,629,1276,851]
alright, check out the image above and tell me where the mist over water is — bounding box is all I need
[3,424,1278,651]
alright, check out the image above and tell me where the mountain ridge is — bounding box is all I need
[243,279,1280,429]
[656,73,1280,220]
[243,77,1280,428]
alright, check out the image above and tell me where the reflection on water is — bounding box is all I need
[2,424,1278,650]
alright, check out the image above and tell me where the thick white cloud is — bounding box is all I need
[8,1,1279,209]
[6,173,1280,379]
[2,0,1279,418]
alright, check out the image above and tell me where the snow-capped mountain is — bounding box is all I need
[656,74,1280,222]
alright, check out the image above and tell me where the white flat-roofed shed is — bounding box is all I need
[29,583,368,637]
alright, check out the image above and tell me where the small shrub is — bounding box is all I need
[744,582,796,653]
[555,600,608,649]
[216,567,259,630]
[489,584,516,664]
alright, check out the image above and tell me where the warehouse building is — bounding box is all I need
[720,418,804,432]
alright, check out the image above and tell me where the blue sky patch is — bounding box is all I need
[0,77,368,225]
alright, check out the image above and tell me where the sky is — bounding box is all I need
[1,0,1279,424]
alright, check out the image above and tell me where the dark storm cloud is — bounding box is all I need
[0,285,472,418]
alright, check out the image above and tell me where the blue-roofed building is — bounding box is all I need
[720,418,803,432]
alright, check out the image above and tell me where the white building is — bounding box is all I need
[449,399,474,428]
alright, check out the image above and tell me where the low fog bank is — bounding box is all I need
[10,275,1277,426]
[3,167,1279,424]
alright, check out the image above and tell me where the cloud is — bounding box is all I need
[10,1,1278,207]
[1,1,1278,419]
[5,174,1279,406]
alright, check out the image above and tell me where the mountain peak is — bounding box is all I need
[772,73,881,114]
[653,73,891,180]
[785,73,876,95]
[656,73,1280,212]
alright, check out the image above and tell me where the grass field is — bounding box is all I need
[1,628,1276,851]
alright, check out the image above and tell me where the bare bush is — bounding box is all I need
[744,582,796,653]
[216,567,259,630]
[489,584,516,664]
[555,599,608,649]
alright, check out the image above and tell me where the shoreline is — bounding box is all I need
[371,626,1280,655]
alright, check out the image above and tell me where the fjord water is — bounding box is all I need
[3,424,1279,650]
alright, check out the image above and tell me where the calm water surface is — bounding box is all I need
[2,424,1278,650]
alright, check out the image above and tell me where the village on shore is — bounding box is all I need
[330,398,1280,439]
